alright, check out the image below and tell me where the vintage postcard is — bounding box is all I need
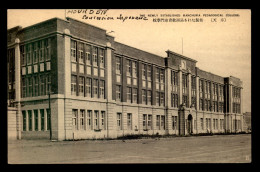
[7,9,251,163]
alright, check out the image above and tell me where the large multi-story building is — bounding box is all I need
[7,17,244,141]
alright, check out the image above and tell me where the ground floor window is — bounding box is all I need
[117,113,122,130]
[172,116,177,130]
[143,114,152,130]
[34,110,38,131]
[72,109,78,130]
[28,110,32,131]
[127,113,132,130]
[200,118,204,130]
[22,111,26,131]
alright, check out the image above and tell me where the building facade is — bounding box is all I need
[7,17,244,140]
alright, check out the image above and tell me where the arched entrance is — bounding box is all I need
[187,114,193,134]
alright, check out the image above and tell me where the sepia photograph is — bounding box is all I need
[7,9,251,164]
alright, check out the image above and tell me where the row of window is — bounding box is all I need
[20,39,51,66]
[233,119,242,130]
[200,118,224,130]
[22,109,50,131]
[71,40,105,68]
[71,75,105,98]
[199,99,224,112]
[21,74,51,98]
[199,80,224,100]
[72,109,106,130]
[233,103,241,114]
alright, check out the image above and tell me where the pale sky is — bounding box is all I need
[7,9,251,113]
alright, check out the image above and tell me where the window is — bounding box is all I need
[127,113,132,130]
[20,45,26,65]
[22,111,26,131]
[93,79,98,98]
[78,43,84,64]
[34,110,38,131]
[86,78,92,97]
[116,85,121,101]
[148,115,152,130]
[172,94,178,108]
[156,92,160,106]
[117,113,122,130]
[127,87,132,103]
[143,114,152,130]
[80,110,85,130]
[39,40,44,62]
[160,69,164,83]
[72,109,78,130]
[143,114,147,130]
[116,57,121,74]
[79,77,84,96]
[156,115,160,130]
[33,42,38,64]
[99,80,105,99]
[26,44,32,64]
[132,61,137,78]
[40,75,46,96]
[71,75,77,95]
[100,49,105,68]
[85,44,91,65]
[28,110,32,131]
[28,77,32,97]
[142,64,146,80]
[142,90,147,104]
[147,91,152,105]
[22,78,26,98]
[46,74,51,94]
[201,118,204,130]
[94,111,99,129]
[161,115,165,130]
[45,39,50,61]
[147,65,152,81]
[40,109,44,131]
[87,110,92,130]
[156,68,160,90]
[172,116,177,130]
[160,93,165,106]
[133,88,137,103]
[71,40,77,62]
[127,59,131,76]
[101,111,106,130]
[34,76,38,97]
[93,47,98,66]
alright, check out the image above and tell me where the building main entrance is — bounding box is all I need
[187,114,193,134]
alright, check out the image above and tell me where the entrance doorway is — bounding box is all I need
[187,114,193,134]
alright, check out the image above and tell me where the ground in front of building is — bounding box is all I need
[8,134,251,164]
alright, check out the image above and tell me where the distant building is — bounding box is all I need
[7,17,244,140]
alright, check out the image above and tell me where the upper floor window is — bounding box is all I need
[132,61,137,78]
[93,47,98,66]
[147,65,152,81]
[127,87,132,103]
[71,75,77,95]
[78,42,84,64]
[45,39,51,61]
[160,69,164,83]
[127,60,131,76]
[85,45,91,65]
[142,64,146,80]
[116,85,121,101]
[99,80,105,99]
[20,45,26,65]
[116,57,121,74]
[172,71,178,85]
[133,88,137,103]
[71,40,77,62]
[26,44,32,65]
[93,79,98,98]
[79,76,84,97]
[100,49,105,68]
